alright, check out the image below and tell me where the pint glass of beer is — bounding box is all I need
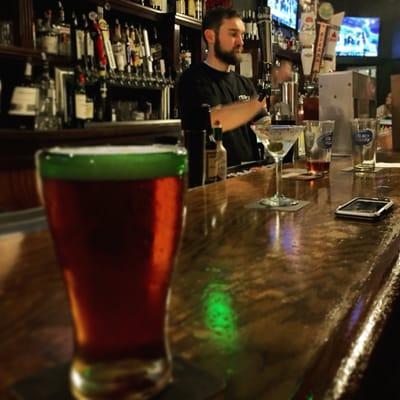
[36,145,187,399]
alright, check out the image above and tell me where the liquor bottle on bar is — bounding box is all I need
[35,57,60,131]
[54,1,71,56]
[42,10,58,55]
[8,58,39,129]
[213,121,227,181]
[204,106,218,184]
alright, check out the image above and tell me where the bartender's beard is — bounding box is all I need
[214,36,242,66]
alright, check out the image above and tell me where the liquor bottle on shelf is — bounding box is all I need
[151,28,162,75]
[73,67,89,128]
[187,0,196,18]
[251,11,258,40]
[176,0,185,14]
[94,68,110,122]
[195,0,202,20]
[35,53,60,130]
[54,1,71,56]
[8,58,39,129]
[81,14,96,83]
[71,11,81,62]
[245,10,252,40]
[213,121,227,181]
[180,33,191,71]
[42,10,58,55]
[36,19,45,50]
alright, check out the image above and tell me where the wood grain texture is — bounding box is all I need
[0,168,40,211]
[1,155,400,399]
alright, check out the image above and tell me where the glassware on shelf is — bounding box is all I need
[252,118,305,207]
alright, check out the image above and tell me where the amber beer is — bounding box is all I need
[37,145,187,399]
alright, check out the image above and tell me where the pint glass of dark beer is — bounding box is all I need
[36,145,187,399]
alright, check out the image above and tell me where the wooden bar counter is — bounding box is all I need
[1,155,400,399]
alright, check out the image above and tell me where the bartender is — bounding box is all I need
[178,7,267,167]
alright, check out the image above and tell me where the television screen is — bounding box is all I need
[336,17,380,57]
[267,0,298,30]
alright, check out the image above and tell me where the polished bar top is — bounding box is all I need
[1,155,400,399]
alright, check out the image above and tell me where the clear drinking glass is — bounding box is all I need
[36,145,187,399]
[351,118,378,172]
[252,118,305,206]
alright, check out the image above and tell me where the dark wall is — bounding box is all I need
[332,0,400,105]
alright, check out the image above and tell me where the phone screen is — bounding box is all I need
[340,199,388,213]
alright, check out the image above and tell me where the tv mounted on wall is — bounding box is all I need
[336,16,380,57]
[267,0,298,30]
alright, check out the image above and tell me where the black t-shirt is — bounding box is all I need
[178,62,261,167]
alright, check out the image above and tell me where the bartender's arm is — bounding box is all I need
[210,97,267,132]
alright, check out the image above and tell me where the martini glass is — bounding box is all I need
[252,118,305,207]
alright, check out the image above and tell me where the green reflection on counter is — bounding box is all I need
[202,282,239,352]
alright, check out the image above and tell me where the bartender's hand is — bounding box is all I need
[210,96,267,132]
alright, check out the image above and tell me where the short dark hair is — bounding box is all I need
[202,7,241,43]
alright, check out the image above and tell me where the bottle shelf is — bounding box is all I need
[0,45,71,65]
[175,13,202,30]
[273,44,301,63]
[86,0,166,22]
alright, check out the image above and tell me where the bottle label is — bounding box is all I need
[216,150,227,180]
[352,129,373,145]
[86,99,94,119]
[9,87,39,116]
[57,26,71,56]
[317,132,333,149]
[76,29,85,60]
[42,35,58,54]
[206,150,217,180]
[75,93,87,119]
[86,34,95,57]
[188,0,196,17]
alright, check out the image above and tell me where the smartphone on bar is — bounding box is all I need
[335,197,394,221]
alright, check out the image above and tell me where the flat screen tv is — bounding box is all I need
[336,17,380,57]
[267,0,298,30]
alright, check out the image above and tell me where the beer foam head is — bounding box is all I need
[37,145,187,180]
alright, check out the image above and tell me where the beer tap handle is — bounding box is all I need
[256,6,273,103]
[142,28,153,76]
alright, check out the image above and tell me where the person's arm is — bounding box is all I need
[210,97,267,132]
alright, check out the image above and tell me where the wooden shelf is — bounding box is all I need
[86,0,166,22]
[273,44,301,63]
[0,45,71,65]
[175,13,202,30]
